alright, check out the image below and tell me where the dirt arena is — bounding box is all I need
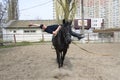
[0,42,120,80]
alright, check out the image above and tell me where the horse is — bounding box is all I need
[52,20,72,68]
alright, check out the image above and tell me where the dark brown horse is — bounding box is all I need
[52,20,72,68]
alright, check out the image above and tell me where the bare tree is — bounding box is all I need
[8,0,19,20]
[0,0,9,25]
[0,3,3,25]
[56,0,77,22]
[0,0,8,40]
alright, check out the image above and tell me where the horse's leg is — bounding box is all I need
[61,48,67,67]
[56,50,62,68]
[55,50,59,63]
[59,52,63,68]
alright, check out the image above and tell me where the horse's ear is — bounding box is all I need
[68,20,72,25]
[62,19,72,27]
[62,19,68,27]
[62,19,66,24]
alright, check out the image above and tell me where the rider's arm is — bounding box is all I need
[28,23,40,27]
[52,25,61,35]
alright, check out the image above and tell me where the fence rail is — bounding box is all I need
[3,33,52,43]
[2,32,120,43]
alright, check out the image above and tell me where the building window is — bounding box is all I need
[30,30,36,33]
[24,30,30,33]
[93,24,97,26]
[94,20,97,22]
[13,30,16,33]
[24,30,36,33]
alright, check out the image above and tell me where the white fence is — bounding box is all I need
[2,32,120,43]
[3,33,53,42]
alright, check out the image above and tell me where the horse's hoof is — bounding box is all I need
[58,65,61,68]
[58,63,63,68]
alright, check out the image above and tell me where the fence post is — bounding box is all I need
[42,33,44,41]
[14,34,16,43]
[87,33,90,43]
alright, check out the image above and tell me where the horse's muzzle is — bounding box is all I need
[67,38,71,44]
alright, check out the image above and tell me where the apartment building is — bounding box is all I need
[77,0,120,28]
[53,0,120,29]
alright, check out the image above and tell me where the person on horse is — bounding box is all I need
[28,23,84,40]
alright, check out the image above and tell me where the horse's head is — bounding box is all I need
[61,19,72,45]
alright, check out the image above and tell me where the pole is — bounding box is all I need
[14,34,16,43]
[81,0,84,34]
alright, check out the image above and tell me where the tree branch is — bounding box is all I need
[70,0,75,12]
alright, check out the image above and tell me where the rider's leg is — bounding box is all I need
[69,27,84,40]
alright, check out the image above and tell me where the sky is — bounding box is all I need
[19,0,53,20]
[0,0,53,20]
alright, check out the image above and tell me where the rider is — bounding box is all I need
[28,23,84,40]
[29,23,61,36]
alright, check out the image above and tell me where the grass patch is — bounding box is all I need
[17,41,31,46]
[0,41,52,49]
[0,41,32,48]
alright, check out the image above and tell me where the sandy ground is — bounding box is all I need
[0,42,120,80]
